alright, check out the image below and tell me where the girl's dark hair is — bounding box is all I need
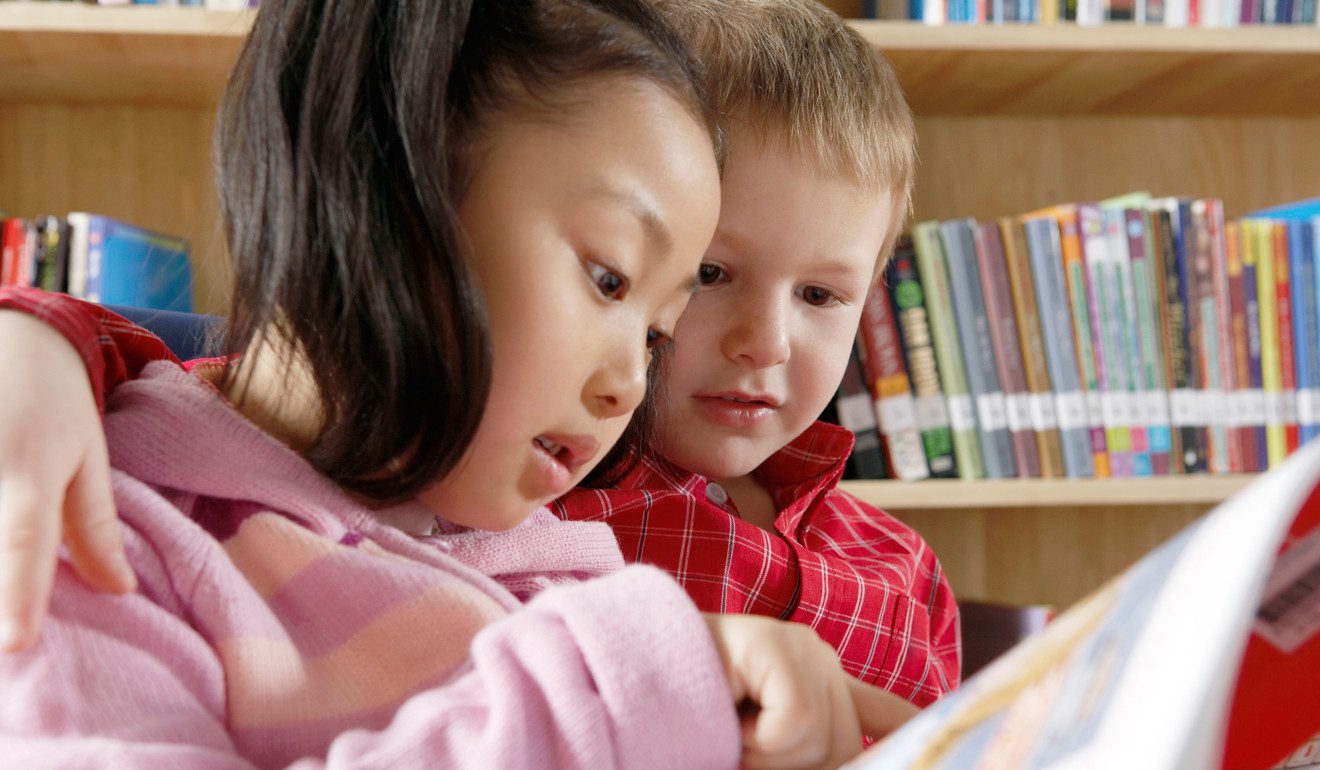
[214,0,717,504]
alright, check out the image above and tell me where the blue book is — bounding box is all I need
[66,213,192,313]
[1023,216,1094,478]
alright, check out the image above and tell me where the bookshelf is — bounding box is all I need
[3,5,1315,608]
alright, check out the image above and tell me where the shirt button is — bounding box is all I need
[705,482,729,506]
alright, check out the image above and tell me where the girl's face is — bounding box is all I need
[420,79,720,531]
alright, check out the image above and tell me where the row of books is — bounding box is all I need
[862,0,1319,25]
[0,211,193,312]
[832,193,1320,482]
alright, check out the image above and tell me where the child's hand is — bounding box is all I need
[704,613,917,769]
[0,311,135,653]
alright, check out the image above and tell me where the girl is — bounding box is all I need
[0,0,912,767]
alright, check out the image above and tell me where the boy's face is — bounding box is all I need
[654,135,896,481]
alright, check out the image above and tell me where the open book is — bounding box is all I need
[850,441,1320,770]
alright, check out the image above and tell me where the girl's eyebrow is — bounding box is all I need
[589,185,673,257]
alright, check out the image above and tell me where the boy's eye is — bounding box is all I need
[697,263,726,286]
[589,262,629,300]
[800,285,839,307]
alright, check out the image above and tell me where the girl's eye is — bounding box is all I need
[697,263,726,286]
[800,285,840,307]
[646,328,671,351]
[588,262,629,300]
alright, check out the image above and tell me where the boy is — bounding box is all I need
[556,0,960,706]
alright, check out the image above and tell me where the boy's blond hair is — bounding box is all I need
[656,0,917,268]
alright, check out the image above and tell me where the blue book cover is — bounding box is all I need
[82,215,192,313]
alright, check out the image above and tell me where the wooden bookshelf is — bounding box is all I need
[1,6,1310,607]
[840,476,1256,610]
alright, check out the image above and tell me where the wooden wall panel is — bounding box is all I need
[0,103,230,314]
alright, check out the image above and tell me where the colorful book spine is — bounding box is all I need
[1203,199,1243,473]
[1273,221,1300,455]
[857,273,930,481]
[1078,203,1134,476]
[941,218,1017,479]
[1022,215,1094,478]
[832,338,890,481]
[1101,202,1153,476]
[1225,220,1260,472]
[1050,204,1111,478]
[1302,219,1320,446]
[974,220,1041,477]
[1240,220,1270,471]
[885,240,958,477]
[1150,200,1206,473]
[999,215,1066,478]
[1118,203,1174,476]
[1190,199,1233,474]
[1249,218,1287,467]
[912,220,984,480]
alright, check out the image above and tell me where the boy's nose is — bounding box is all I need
[722,302,790,369]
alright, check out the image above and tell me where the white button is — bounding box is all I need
[705,482,729,506]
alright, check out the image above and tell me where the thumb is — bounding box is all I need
[847,677,919,742]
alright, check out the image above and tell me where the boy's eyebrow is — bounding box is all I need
[589,185,673,257]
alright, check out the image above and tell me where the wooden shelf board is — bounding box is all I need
[0,5,250,106]
[852,22,1320,116]
[840,475,1256,509]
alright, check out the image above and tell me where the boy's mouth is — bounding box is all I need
[702,391,781,409]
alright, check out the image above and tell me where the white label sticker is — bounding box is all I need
[947,395,976,432]
[877,395,919,433]
[1055,391,1088,431]
[1030,392,1058,431]
[976,392,1009,432]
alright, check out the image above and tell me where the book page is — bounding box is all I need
[849,440,1320,770]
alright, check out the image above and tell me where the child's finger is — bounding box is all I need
[847,677,919,742]
[0,478,62,652]
[63,460,135,596]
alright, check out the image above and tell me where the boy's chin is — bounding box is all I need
[668,441,777,482]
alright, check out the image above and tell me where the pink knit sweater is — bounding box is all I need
[0,362,739,768]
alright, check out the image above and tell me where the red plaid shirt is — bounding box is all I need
[553,421,961,706]
[2,287,960,705]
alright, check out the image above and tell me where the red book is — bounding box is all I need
[857,280,930,481]
[1275,222,1301,456]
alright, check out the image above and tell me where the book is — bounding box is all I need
[65,213,193,312]
[857,276,931,481]
[1111,197,1176,476]
[1241,219,1273,471]
[885,239,958,477]
[1189,199,1235,474]
[1044,203,1111,478]
[973,220,1041,477]
[1150,199,1208,474]
[1248,216,1289,467]
[1097,201,1152,476]
[912,220,985,480]
[999,215,1066,479]
[1272,222,1301,457]
[1226,220,1263,472]
[1,217,37,288]
[1078,203,1133,476]
[941,218,1017,480]
[1250,198,1320,450]
[1022,215,1095,479]
[848,439,1320,770]
[830,337,891,481]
